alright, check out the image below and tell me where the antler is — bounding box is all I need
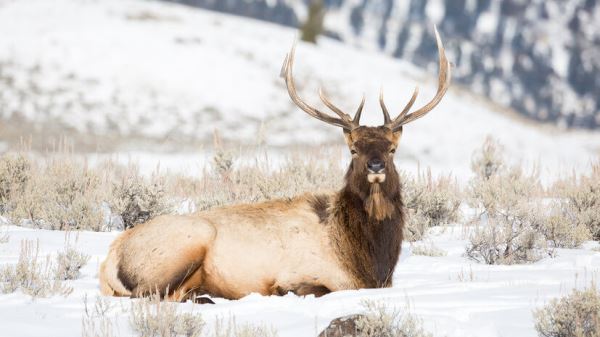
[281,43,364,131]
[381,26,451,131]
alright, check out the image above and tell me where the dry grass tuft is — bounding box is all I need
[0,239,72,298]
[533,286,600,337]
[210,316,278,337]
[402,169,461,242]
[54,245,90,280]
[130,294,205,337]
[354,300,433,337]
[82,295,117,337]
[83,294,278,337]
[0,220,8,244]
[411,242,447,257]
[470,136,504,180]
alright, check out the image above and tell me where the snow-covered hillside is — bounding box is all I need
[0,0,598,182]
[168,0,600,129]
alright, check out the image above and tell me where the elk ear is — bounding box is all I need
[391,127,403,145]
[343,129,353,147]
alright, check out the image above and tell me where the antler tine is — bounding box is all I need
[387,26,451,131]
[353,95,365,125]
[281,43,357,130]
[392,86,419,123]
[318,88,353,123]
[379,89,392,124]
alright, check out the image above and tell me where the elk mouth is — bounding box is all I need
[367,172,386,183]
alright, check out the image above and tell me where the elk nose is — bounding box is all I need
[367,159,385,173]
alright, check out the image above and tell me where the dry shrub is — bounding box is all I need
[82,295,117,337]
[470,136,504,180]
[0,153,30,213]
[534,287,600,337]
[354,300,433,337]
[468,138,593,252]
[3,154,172,231]
[536,200,591,249]
[211,316,278,337]
[466,138,549,264]
[411,242,447,257]
[0,218,8,244]
[54,245,90,280]
[194,149,343,211]
[110,170,170,230]
[87,292,276,337]
[0,230,8,244]
[0,239,72,298]
[466,212,547,265]
[9,157,106,231]
[552,162,600,241]
[402,169,461,242]
[130,294,205,337]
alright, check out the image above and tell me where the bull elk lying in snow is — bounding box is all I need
[100,29,451,302]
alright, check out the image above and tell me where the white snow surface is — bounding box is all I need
[0,0,598,183]
[1,225,600,337]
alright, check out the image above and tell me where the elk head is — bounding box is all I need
[281,28,451,218]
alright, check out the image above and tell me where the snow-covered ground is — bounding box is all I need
[1,1,600,336]
[1,224,600,337]
[0,0,599,182]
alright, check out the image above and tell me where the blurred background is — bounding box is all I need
[0,0,598,179]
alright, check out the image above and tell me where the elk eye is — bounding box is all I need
[390,149,396,154]
[350,149,357,155]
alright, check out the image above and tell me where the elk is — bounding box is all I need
[99,29,450,303]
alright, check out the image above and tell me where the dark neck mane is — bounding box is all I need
[330,169,405,288]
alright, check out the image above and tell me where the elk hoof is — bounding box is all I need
[193,296,215,304]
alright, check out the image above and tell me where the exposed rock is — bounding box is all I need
[318,314,365,337]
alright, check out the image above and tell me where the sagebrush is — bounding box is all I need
[82,295,117,337]
[130,294,205,337]
[552,162,600,241]
[210,316,278,337]
[402,169,461,242]
[1,139,598,243]
[83,293,278,337]
[194,149,343,211]
[0,153,30,213]
[110,170,170,229]
[8,157,106,231]
[54,245,90,280]
[411,242,447,257]
[0,154,172,231]
[466,138,549,264]
[0,239,72,298]
[534,286,600,337]
[355,300,433,337]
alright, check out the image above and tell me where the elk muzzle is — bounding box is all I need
[367,158,386,183]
